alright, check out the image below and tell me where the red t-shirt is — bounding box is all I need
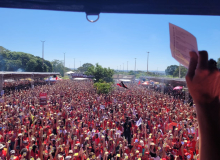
[184,149,193,160]
[136,144,143,153]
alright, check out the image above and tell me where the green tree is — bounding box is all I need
[0,46,9,53]
[217,58,220,69]
[85,63,114,83]
[77,63,94,72]
[173,66,188,78]
[26,59,37,72]
[128,70,135,75]
[94,82,112,94]
[0,46,53,72]
[165,65,178,76]
[44,60,53,72]
[35,59,44,72]
[51,60,65,76]
[19,53,31,69]
[5,59,22,71]
[0,57,6,71]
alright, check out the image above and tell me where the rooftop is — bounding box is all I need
[0,72,60,80]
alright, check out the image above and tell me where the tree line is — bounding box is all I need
[165,65,188,78]
[165,57,220,78]
[0,46,72,76]
[0,46,52,72]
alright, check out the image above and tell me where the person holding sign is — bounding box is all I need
[186,51,220,160]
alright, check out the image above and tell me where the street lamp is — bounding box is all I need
[134,58,136,74]
[74,58,75,71]
[64,53,65,77]
[147,52,150,73]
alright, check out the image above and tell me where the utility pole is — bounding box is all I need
[179,63,181,78]
[41,41,45,67]
[135,58,136,74]
[147,52,149,73]
[64,53,65,77]
[127,61,128,72]
[74,58,75,71]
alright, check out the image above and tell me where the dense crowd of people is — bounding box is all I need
[3,80,46,94]
[0,80,198,160]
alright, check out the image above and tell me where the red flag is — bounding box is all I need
[117,82,128,89]
[138,80,141,85]
[117,83,122,87]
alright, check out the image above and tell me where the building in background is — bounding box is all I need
[113,74,135,83]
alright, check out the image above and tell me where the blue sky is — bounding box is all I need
[1,8,220,71]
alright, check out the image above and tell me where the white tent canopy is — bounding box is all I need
[66,71,75,74]
[73,78,88,81]
[119,79,131,82]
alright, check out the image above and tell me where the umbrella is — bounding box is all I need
[173,86,183,90]
[56,77,62,81]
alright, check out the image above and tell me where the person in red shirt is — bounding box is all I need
[30,144,40,159]
[8,150,19,160]
[183,145,193,160]
[188,134,196,153]
[94,134,100,146]
[142,151,150,160]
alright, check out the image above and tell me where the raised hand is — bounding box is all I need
[186,51,220,160]
[186,51,220,105]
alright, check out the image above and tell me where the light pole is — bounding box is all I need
[123,63,124,73]
[147,52,150,73]
[63,53,65,77]
[41,41,45,67]
[74,58,75,71]
[127,61,128,72]
[135,58,136,74]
